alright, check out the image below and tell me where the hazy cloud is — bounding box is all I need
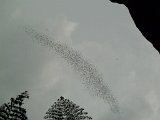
[1,0,160,120]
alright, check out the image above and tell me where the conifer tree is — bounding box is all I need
[0,91,29,120]
[44,96,92,120]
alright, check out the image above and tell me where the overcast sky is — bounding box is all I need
[1,0,160,120]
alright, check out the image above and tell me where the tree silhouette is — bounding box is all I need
[0,91,29,120]
[44,96,92,120]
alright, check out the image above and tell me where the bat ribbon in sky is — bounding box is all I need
[24,26,119,113]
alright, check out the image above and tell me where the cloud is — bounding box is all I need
[1,0,160,120]
[52,16,78,45]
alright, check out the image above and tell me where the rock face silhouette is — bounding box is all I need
[110,0,160,53]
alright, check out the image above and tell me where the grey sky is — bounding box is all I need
[0,0,160,120]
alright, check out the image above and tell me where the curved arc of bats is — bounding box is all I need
[24,26,119,113]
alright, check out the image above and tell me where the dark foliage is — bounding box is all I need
[44,96,92,120]
[0,91,29,120]
[110,0,160,53]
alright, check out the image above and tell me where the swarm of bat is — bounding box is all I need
[24,26,119,113]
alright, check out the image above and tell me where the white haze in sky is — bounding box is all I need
[1,0,160,120]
